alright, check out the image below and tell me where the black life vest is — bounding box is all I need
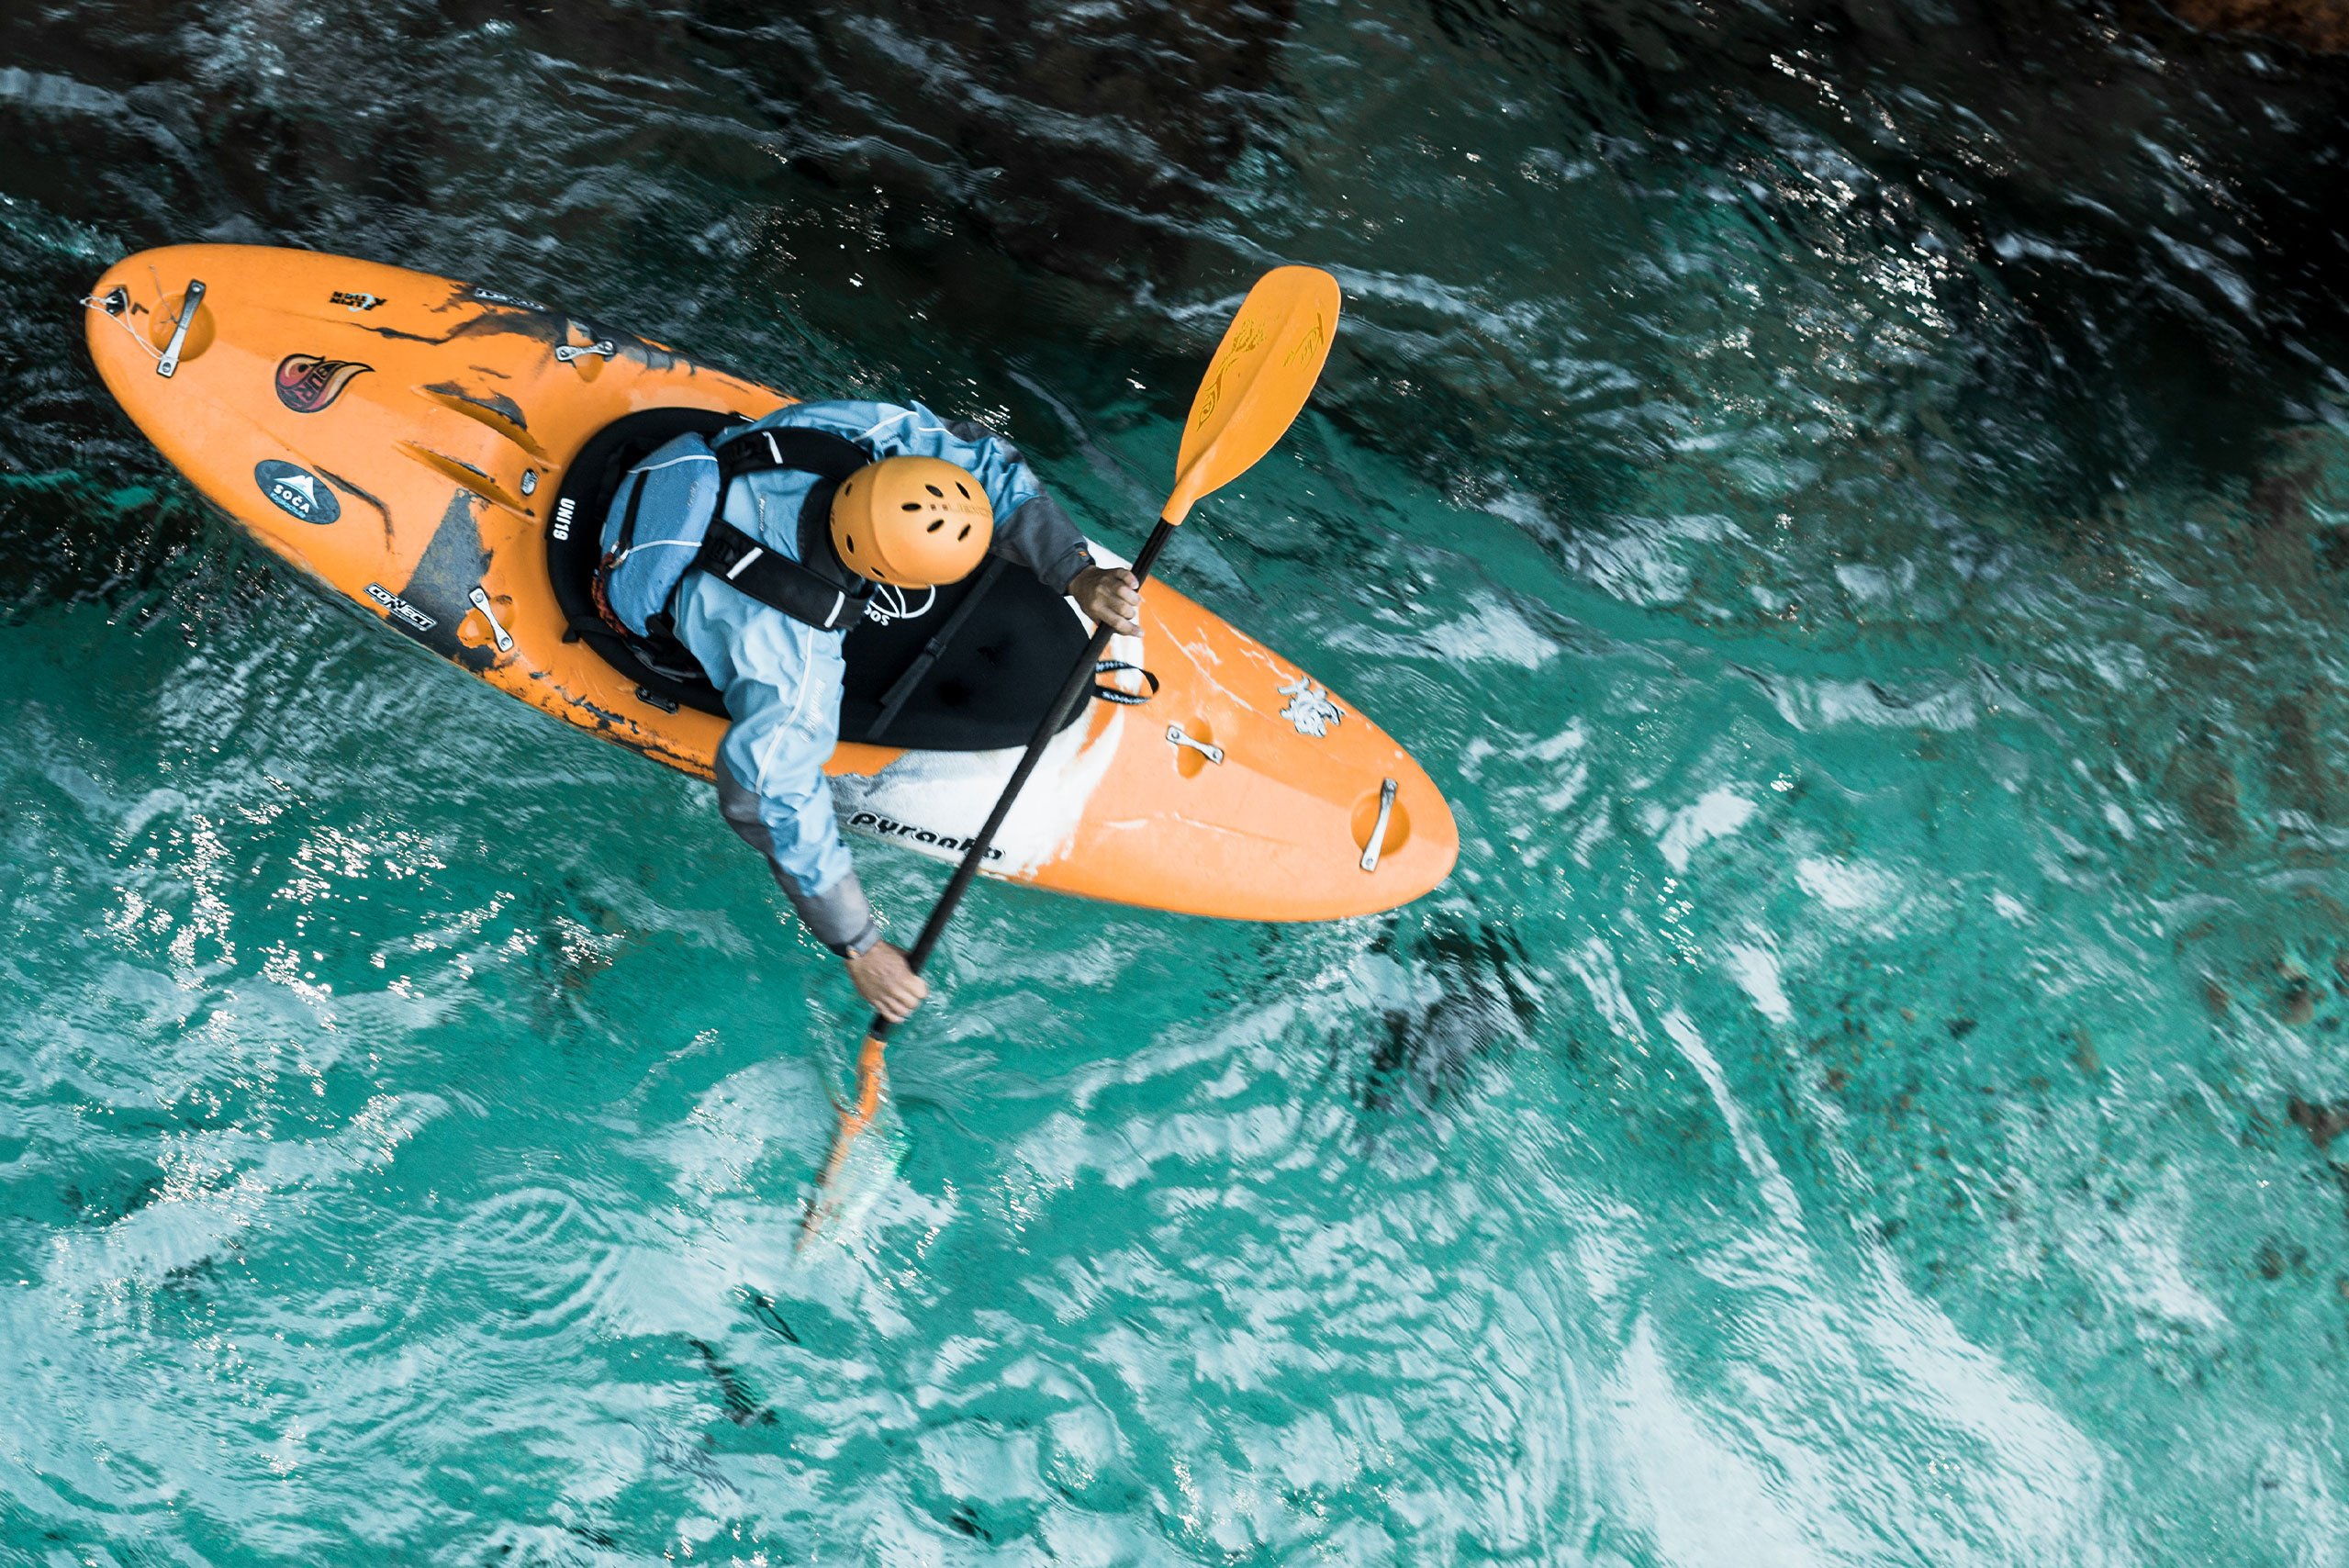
[688,423,880,633]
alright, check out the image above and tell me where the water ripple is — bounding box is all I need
[6,0,2349,1561]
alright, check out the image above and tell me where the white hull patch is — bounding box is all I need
[831,546,1138,879]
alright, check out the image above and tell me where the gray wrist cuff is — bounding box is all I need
[1004,494,1092,594]
[788,870,876,951]
[825,920,883,960]
[1054,547,1097,597]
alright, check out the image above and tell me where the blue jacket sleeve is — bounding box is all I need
[674,569,878,951]
[761,400,1093,591]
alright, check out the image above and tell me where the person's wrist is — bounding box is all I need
[827,920,883,960]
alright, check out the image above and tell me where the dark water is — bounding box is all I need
[7,2,2349,1562]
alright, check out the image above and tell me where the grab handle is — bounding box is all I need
[1359,778,1397,872]
[157,280,205,378]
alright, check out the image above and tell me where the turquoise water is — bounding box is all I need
[7,2,2349,1562]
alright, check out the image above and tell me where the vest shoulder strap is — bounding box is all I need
[613,469,652,556]
[690,420,879,633]
[713,422,871,485]
[692,516,870,632]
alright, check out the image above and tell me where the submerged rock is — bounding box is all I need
[2166,0,2349,52]
[2288,1097,2349,1149]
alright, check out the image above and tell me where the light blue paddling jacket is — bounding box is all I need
[599,400,1092,952]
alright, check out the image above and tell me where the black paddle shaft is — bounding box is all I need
[865,519,1177,1042]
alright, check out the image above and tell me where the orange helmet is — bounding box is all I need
[829,456,993,588]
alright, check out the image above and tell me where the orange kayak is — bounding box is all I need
[83,244,1456,921]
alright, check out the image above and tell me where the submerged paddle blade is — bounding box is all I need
[1162,266,1341,526]
[799,1035,892,1249]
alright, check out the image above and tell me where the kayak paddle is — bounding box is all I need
[800,264,1343,1243]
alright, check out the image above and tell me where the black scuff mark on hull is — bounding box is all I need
[424,380,529,429]
[352,309,565,349]
[567,700,697,766]
[393,489,495,672]
[351,309,691,375]
[468,364,514,381]
[315,465,396,549]
[565,711,699,775]
[575,698,641,730]
[349,320,475,346]
[425,282,551,319]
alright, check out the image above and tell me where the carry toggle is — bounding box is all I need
[1166,723,1224,766]
[467,587,514,652]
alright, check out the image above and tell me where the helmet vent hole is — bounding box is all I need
[957,523,972,540]
[900,501,921,511]
[845,535,857,554]
[956,482,971,498]
[926,518,945,532]
[924,484,944,498]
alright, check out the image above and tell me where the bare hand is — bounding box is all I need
[1068,566,1142,636]
[845,941,929,1023]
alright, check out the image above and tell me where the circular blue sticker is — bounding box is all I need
[253,459,341,526]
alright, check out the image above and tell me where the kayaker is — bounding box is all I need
[595,400,1141,1022]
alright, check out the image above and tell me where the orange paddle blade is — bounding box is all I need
[1161,266,1341,526]
[798,1034,889,1248]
